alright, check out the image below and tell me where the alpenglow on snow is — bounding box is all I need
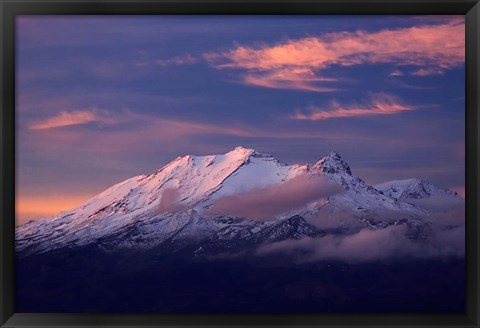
[16,146,463,256]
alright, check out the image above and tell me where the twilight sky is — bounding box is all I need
[16,15,465,223]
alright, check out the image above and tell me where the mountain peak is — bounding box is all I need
[404,177,423,183]
[327,151,342,159]
[232,146,255,153]
[227,146,279,162]
[313,151,352,175]
[374,177,461,200]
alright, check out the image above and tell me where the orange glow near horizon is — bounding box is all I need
[16,194,93,225]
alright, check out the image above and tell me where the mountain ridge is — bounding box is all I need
[16,146,462,256]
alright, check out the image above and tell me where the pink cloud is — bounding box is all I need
[205,20,464,91]
[29,109,118,130]
[243,68,338,92]
[27,106,249,137]
[204,175,341,220]
[292,93,414,121]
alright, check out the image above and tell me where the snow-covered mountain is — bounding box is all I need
[374,178,464,213]
[375,178,462,200]
[16,147,462,256]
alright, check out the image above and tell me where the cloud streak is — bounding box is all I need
[27,107,371,149]
[29,109,118,130]
[155,54,198,67]
[411,67,445,76]
[292,93,414,121]
[242,68,338,92]
[205,20,464,91]
[134,54,198,68]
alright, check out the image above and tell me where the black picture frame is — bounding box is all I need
[1,1,478,327]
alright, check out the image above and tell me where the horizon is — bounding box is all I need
[16,15,465,223]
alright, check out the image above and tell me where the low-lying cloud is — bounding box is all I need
[157,188,186,213]
[204,175,341,220]
[256,203,465,263]
[257,225,413,263]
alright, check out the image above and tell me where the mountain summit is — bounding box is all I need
[375,177,461,200]
[16,147,461,256]
[313,151,352,175]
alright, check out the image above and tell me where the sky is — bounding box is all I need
[16,15,465,224]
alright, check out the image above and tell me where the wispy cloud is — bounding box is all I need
[29,109,119,130]
[411,67,445,76]
[135,54,198,68]
[243,68,338,92]
[155,54,198,67]
[389,69,404,77]
[24,109,365,163]
[205,20,464,91]
[387,80,436,90]
[292,93,414,121]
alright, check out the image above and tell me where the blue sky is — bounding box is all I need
[16,15,465,222]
